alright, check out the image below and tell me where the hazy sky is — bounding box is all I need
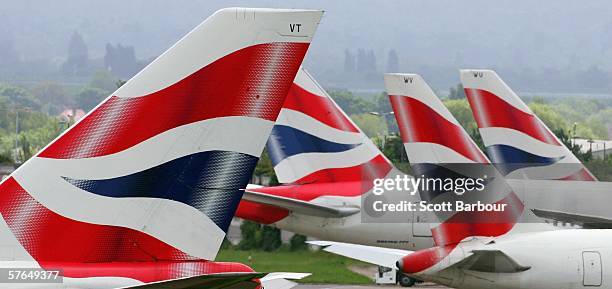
[3,0,612,91]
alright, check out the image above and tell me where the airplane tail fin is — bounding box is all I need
[267,67,394,185]
[461,69,596,181]
[385,73,524,248]
[235,68,395,225]
[0,7,322,263]
[385,73,489,165]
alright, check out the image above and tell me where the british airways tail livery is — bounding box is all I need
[460,69,596,181]
[0,7,322,289]
[385,73,524,273]
[313,73,610,289]
[267,67,394,185]
[386,73,489,165]
[235,68,421,249]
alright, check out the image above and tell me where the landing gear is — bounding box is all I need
[397,272,416,287]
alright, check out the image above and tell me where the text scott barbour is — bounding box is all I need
[372,200,508,213]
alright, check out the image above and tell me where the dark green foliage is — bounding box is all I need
[555,128,592,162]
[253,150,277,185]
[238,221,262,250]
[584,158,612,181]
[260,226,282,252]
[238,221,282,251]
[289,234,308,251]
[0,85,41,110]
[379,134,406,164]
[375,92,398,133]
[328,89,376,115]
[75,87,107,112]
[220,237,233,250]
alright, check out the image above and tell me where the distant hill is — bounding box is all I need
[3,0,612,93]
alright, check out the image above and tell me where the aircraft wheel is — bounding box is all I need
[397,272,415,287]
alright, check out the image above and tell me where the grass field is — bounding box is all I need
[216,248,373,284]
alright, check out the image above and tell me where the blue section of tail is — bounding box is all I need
[485,144,564,175]
[63,150,258,232]
[267,125,361,166]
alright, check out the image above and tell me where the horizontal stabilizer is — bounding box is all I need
[243,189,360,218]
[531,209,612,229]
[261,273,311,289]
[455,250,530,273]
[308,241,411,268]
[122,272,309,289]
[121,272,265,289]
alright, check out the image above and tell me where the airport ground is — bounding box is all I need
[295,284,449,289]
[217,248,371,284]
[218,248,450,288]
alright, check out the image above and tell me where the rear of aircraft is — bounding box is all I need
[384,73,526,279]
[0,7,322,288]
[236,68,397,225]
[461,69,596,181]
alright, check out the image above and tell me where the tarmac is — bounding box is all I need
[295,284,449,289]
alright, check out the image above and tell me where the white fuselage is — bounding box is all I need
[274,209,435,250]
[424,229,612,289]
[266,179,612,252]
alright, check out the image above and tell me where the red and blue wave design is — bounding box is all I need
[465,88,560,146]
[239,78,393,223]
[40,42,309,159]
[465,88,596,181]
[485,144,564,175]
[267,125,361,166]
[0,41,310,265]
[268,82,363,167]
[0,177,194,262]
[267,81,392,184]
[63,150,257,232]
[389,95,488,163]
[283,84,359,133]
[390,92,524,274]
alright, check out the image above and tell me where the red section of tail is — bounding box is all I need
[40,261,254,283]
[401,192,524,274]
[431,192,524,246]
[465,88,561,146]
[284,84,359,133]
[40,43,310,159]
[292,154,392,185]
[389,94,488,163]
[236,155,392,224]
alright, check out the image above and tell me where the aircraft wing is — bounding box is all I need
[121,272,309,289]
[309,241,531,275]
[531,209,612,229]
[308,241,411,268]
[243,190,360,218]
